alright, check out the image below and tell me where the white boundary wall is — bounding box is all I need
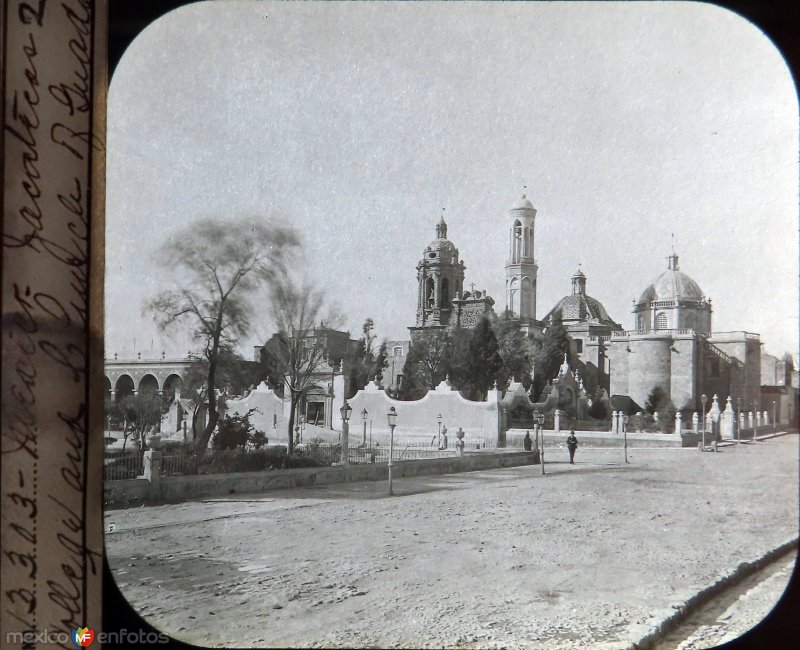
[345,380,502,444]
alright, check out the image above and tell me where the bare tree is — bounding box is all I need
[265,281,338,456]
[146,218,299,454]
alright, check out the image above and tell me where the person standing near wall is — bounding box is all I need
[523,431,532,451]
[566,430,578,464]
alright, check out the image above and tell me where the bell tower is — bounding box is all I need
[504,194,539,333]
[412,215,465,331]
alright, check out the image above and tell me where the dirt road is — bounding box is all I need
[105,437,798,648]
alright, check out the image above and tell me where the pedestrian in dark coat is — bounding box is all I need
[523,431,532,451]
[566,431,578,464]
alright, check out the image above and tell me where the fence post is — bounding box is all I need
[142,434,162,501]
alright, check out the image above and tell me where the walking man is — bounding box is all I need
[566,430,578,464]
[523,431,532,451]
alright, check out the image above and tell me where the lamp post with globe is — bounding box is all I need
[361,408,368,446]
[387,407,398,496]
[339,401,352,465]
[536,411,545,475]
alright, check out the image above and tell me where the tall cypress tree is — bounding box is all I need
[467,316,503,400]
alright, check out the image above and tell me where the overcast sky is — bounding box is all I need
[106,0,798,361]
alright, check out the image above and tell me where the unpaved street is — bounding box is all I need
[105,437,798,649]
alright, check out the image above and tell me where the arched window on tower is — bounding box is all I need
[426,277,435,309]
[441,278,449,307]
[512,220,522,262]
[655,312,668,330]
[508,278,519,317]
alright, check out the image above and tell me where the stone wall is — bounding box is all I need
[669,337,698,409]
[104,450,539,508]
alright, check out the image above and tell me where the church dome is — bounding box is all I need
[543,268,620,328]
[548,293,617,325]
[425,238,457,254]
[511,194,534,211]
[638,254,704,304]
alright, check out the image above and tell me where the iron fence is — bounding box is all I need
[104,453,142,481]
[108,436,491,482]
[158,445,339,477]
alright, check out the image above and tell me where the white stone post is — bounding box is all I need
[554,409,561,433]
[692,412,699,433]
[611,411,618,434]
[762,410,769,426]
[721,397,734,440]
[755,411,762,427]
[675,411,682,435]
[739,412,745,433]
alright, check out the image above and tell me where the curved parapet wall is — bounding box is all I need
[225,382,287,438]
[346,380,501,443]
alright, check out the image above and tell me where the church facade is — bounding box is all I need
[397,193,770,419]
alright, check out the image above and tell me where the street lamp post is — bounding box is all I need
[387,406,397,496]
[339,401,352,466]
[753,400,759,442]
[437,413,443,449]
[361,408,368,446]
[623,415,629,463]
[772,400,777,433]
[701,394,707,451]
[536,411,545,475]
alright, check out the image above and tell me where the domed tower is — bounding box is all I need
[414,215,466,329]
[504,194,539,332]
[633,252,712,333]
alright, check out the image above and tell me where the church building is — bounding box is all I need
[606,252,761,412]
[393,193,770,422]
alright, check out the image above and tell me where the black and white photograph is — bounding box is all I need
[100,2,798,648]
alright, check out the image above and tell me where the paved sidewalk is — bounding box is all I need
[106,437,799,649]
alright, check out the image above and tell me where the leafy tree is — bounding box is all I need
[344,319,388,397]
[464,316,503,400]
[531,318,571,400]
[251,431,269,449]
[146,218,298,455]
[266,280,339,456]
[212,409,257,450]
[588,388,609,420]
[493,316,535,391]
[106,393,166,457]
[398,330,450,399]
[657,400,677,433]
[180,351,262,442]
[644,386,668,415]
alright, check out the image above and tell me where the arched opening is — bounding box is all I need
[655,312,668,330]
[104,376,112,402]
[138,374,160,396]
[426,276,435,308]
[162,373,183,403]
[115,374,135,401]
[512,220,522,261]
[508,278,519,316]
[441,278,449,306]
